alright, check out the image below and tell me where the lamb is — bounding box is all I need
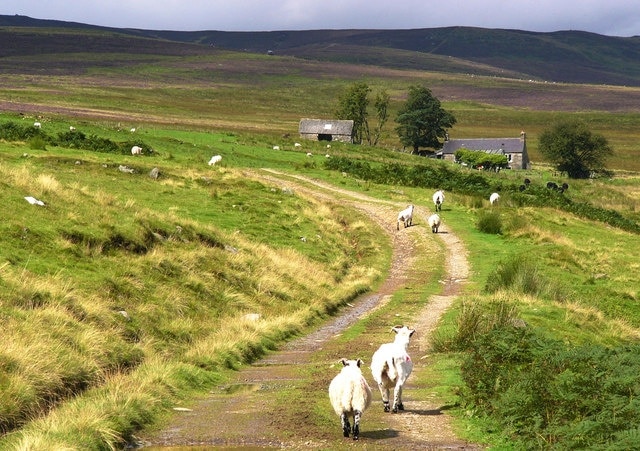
[328,358,372,440]
[433,190,444,212]
[33,121,41,128]
[427,213,441,233]
[370,325,415,413]
[272,145,280,150]
[396,205,414,231]
[69,126,76,131]
[131,145,143,155]
[489,192,500,205]
[208,155,222,166]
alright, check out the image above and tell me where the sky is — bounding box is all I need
[1,0,640,37]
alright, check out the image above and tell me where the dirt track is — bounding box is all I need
[138,170,481,450]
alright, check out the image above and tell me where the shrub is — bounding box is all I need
[485,254,544,295]
[476,210,502,234]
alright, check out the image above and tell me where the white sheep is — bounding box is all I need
[69,126,76,131]
[33,121,41,128]
[208,155,222,166]
[294,142,302,148]
[428,213,441,233]
[272,145,280,150]
[328,358,372,440]
[396,205,414,231]
[131,145,143,155]
[370,325,415,413]
[490,192,500,205]
[433,190,444,212]
[306,152,313,157]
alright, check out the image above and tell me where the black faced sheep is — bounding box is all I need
[328,358,372,440]
[370,325,415,413]
[432,190,444,212]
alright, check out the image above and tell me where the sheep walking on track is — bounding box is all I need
[328,358,372,440]
[370,325,415,413]
[433,190,444,212]
[428,213,441,233]
[396,205,414,231]
[489,192,500,205]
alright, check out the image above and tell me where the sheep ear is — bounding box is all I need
[340,358,348,366]
[356,359,364,367]
[409,329,416,337]
[391,325,402,334]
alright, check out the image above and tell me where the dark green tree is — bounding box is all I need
[335,82,370,144]
[366,90,390,146]
[539,120,613,178]
[395,85,456,153]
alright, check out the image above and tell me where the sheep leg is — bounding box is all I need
[392,383,404,413]
[378,383,391,412]
[341,413,351,437]
[352,410,362,440]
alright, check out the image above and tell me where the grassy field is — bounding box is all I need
[1,29,640,448]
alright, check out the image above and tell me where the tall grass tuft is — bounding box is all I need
[484,253,558,299]
[476,210,502,234]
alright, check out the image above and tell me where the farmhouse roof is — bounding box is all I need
[439,137,525,155]
[299,119,353,135]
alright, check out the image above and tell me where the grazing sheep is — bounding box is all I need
[370,325,415,413]
[396,205,414,231]
[69,126,76,131]
[546,181,559,190]
[306,152,313,157]
[272,145,280,150]
[33,121,41,128]
[328,358,372,440]
[433,190,444,212]
[427,213,441,233]
[294,142,302,148]
[208,155,222,166]
[131,145,143,155]
[130,127,136,133]
[489,192,500,205]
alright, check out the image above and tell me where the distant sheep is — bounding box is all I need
[33,122,41,128]
[370,325,415,413]
[208,155,222,166]
[396,205,414,231]
[489,192,500,205]
[306,152,313,157]
[328,358,372,440]
[432,190,444,212]
[131,145,143,155]
[294,142,302,148]
[272,145,280,150]
[69,126,76,131]
[130,127,136,133]
[427,213,441,233]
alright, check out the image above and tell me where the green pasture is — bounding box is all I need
[0,38,640,447]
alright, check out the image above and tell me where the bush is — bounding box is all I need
[485,254,545,295]
[476,210,502,234]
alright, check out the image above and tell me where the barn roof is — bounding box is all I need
[439,137,525,155]
[299,119,354,135]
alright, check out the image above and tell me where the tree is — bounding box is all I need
[366,90,390,146]
[395,85,456,153]
[335,82,370,144]
[539,120,613,178]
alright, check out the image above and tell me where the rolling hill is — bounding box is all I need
[2,14,640,86]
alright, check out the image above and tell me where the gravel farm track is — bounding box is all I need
[138,169,483,450]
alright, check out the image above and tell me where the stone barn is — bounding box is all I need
[299,119,354,143]
[437,131,530,169]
